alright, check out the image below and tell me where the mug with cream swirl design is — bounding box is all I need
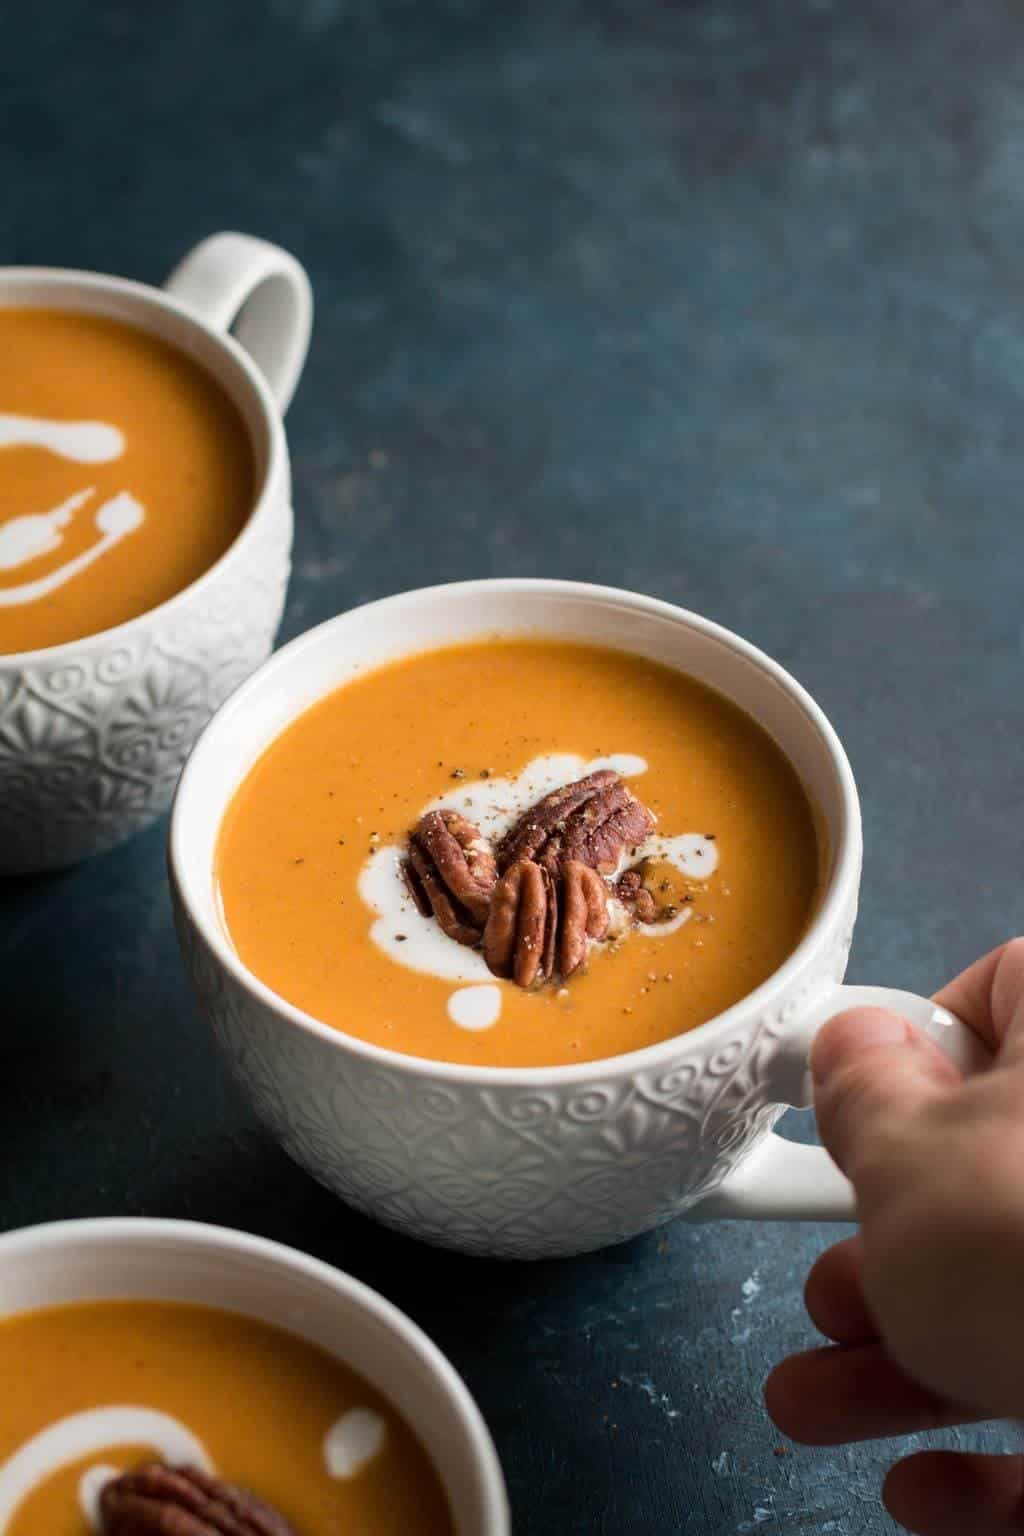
[0,1219,508,1535]
[0,232,312,873]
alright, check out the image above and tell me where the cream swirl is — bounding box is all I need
[0,1407,213,1534]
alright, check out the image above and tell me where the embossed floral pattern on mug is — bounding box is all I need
[175,891,856,1256]
[0,509,290,870]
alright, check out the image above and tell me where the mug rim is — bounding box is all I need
[0,1215,509,1533]
[0,265,288,667]
[170,578,862,1088]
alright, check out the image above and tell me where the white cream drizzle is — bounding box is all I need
[323,1409,387,1479]
[0,489,94,571]
[0,414,124,463]
[0,1393,392,1528]
[0,493,145,606]
[359,847,492,986]
[0,413,145,605]
[0,1407,213,1534]
[447,984,502,1031]
[359,754,720,1031]
[634,832,719,880]
[78,1465,120,1533]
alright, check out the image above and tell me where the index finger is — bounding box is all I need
[934,938,1024,1065]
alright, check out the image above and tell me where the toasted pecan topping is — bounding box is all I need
[497,770,619,870]
[559,860,611,977]
[100,1462,299,1536]
[616,867,658,924]
[482,857,611,988]
[403,809,497,947]
[498,770,655,877]
[403,771,660,987]
[482,858,553,987]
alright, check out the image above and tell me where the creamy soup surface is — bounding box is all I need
[0,1299,453,1536]
[0,308,252,653]
[217,639,824,1068]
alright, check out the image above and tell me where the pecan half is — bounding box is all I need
[403,809,497,946]
[559,860,611,977]
[100,1463,298,1536]
[481,858,557,987]
[482,857,610,987]
[498,770,618,869]
[498,771,655,877]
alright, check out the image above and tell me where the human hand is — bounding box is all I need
[765,939,1024,1535]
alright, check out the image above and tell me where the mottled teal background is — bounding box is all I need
[2,2,1023,1531]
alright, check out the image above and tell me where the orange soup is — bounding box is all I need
[0,308,252,653]
[217,639,823,1068]
[0,1299,453,1535]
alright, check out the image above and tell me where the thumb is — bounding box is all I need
[811,1007,961,1186]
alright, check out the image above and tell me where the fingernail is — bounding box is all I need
[811,1008,912,1086]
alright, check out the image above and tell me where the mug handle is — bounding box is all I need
[164,232,313,414]
[694,983,990,1221]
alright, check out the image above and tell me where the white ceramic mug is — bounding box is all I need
[0,1218,509,1534]
[0,232,312,874]
[169,580,987,1258]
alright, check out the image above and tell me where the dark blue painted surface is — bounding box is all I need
[3,3,1024,1530]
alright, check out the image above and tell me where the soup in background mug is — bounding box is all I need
[0,308,253,654]
[0,233,311,874]
[0,1299,452,1534]
[0,1220,508,1534]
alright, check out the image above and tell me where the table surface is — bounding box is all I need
[3,2,1024,1531]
